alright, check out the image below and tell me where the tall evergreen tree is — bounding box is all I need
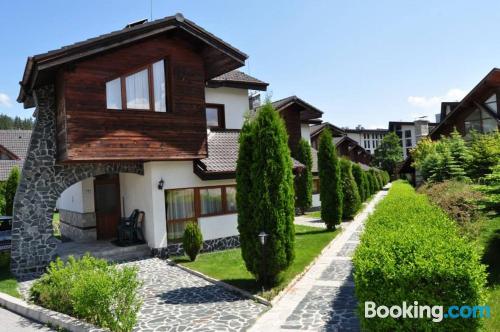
[362,171,371,198]
[4,166,20,216]
[318,129,343,229]
[351,163,366,201]
[447,129,471,168]
[294,139,313,214]
[236,103,295,286]
[374,132,403,175]
[340,159,361,219]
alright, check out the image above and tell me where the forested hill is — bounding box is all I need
[0,114,33,130]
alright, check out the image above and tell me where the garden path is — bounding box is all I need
[249,184,391,332]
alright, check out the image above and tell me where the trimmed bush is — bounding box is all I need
[30,255,142,332]
[362,171,371,198]
[340,159,361,219]
[318,129,343,229]
[354,181,487,331]
[183,222,203,261]
[367,171,377,194]
[4,166,20,216]
[236,102,295,286]
[352,163,366,201]
[294,138,313,214]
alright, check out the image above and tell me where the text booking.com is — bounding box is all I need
[365,301,490,322]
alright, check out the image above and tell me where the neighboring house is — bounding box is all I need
[388,120,438,159]
[310,122,372,166]
[344,128,388,155]
[11,14,314,277]
[0,130,31,181]
[430,68,500,140]
[435,101,460,123]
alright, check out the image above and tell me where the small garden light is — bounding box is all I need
[258,231,268,246]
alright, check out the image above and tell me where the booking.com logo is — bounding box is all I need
[365,301,491,322]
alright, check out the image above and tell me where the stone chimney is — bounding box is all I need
[414,119,429,143]
[249,93,261,109]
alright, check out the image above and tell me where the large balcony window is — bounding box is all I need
[465,109,497,136]
[105,59,167,112]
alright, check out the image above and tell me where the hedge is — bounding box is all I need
[354,181,487,331]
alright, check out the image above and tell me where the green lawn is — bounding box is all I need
[478,214,500,331]
[53,212,61,239]
[173,224,340,300]
[0,252,20,297]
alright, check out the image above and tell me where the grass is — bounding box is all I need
[173,224,340,300]
[477,214,500,331]
[53,212,61,239]
[0,252,20,298]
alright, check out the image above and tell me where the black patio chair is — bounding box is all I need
[118,209,139,244]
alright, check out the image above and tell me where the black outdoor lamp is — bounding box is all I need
[158,178,165,190]
[258,231,268,246]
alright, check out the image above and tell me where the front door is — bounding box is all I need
[94,174,121,240]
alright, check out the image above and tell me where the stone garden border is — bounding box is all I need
[0,292,106,332]
[166,259,272,307]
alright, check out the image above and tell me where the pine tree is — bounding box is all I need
[318,129,343,229]
[447,129,471,168]
[340,159,361,219]
[4,167,20,216]
[351,163,366,201]
[236,103,295,286]
[294,139,313,214]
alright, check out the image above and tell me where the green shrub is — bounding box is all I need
[362,171,371,198]
[4,166,19,216]
[352,163,366,201]
[318,129,343,229]
[340,159,361,219]
[183,222,203,261]
[417,181,485,239]
[366,171,376,196]
[236,102,295,286]
[294,139,313,214]
[481,164,500,213]
[468,131,500,180]
[30,255,142,332]
[354,181,487,331]
[373,132,403,175]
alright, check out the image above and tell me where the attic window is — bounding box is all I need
[106,59,167,112]
[485,93,497,113]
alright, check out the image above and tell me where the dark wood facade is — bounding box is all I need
[280,104,302,154]
[55,35,208,162]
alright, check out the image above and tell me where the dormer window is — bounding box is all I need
[105,59,167,112]
[205,104,225,129]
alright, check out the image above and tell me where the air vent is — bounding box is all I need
[124,19,148,29]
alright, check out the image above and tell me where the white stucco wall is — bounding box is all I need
[198,214,238,241]
[312,194,321,208]
[205,87,249,129]
[57,177,95,213]
[301,124,311,143]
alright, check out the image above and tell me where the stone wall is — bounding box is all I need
[153,235,241,257]
[10,85,144,279]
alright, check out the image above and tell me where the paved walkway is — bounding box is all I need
[250,185,391,332]
[0,307,55,332]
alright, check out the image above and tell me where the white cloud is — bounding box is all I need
[407,88,467,109]
[0,93,12,108]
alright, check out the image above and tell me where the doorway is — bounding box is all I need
[94,174,121,240]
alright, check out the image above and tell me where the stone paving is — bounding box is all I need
[249,184,391,332]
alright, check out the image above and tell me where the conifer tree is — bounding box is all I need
[351,163,366,201]
[236,103,295,286]
[294,139,313,214]
[4,167,20,216]
[362,171,371,198]
[318,129,343,229]
[340,159,361,219]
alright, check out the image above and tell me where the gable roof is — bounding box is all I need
[207,70,268,91]
[271,96,323,122]
[430,68,500,139]
[194,129,305,180]
[19,13,248,107]
[0,130,32,181]
[310,122,345,138]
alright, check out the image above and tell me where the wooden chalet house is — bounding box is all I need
[11,14,324,278]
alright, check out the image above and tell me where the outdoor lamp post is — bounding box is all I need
[258,231,268,289]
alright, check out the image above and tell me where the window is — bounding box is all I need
[485,94,497,113]
[105,59,167,112]
[226,186,237,213]
[405,138,412,147]
[205,104,225,129]
[312,179,320,194]
[465,109,498,135]
[200,187,223,216]
[165,188,195,241]
[404,130,412,138]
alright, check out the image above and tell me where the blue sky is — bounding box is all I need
[1,1,499,128]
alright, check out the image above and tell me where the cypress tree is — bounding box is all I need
[294,139,313,214]
[340,159,361,219]
[4,166,20,216]
[352,163,366,201]
[236,103,295,286]
[362,171,371,198]
[318,129,343,229]
[367,171,377,195]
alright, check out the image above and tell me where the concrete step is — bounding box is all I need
[57,242,151,263]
